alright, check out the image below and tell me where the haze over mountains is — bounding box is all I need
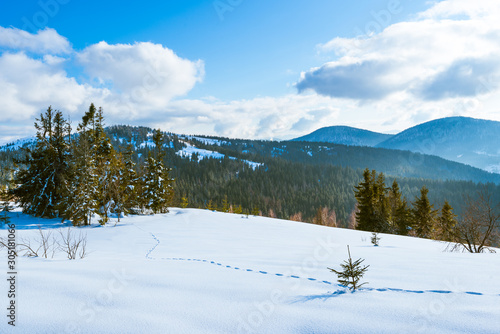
[293,117,500,173]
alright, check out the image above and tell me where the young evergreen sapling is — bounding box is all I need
[371,232,380,246]
[328,245,369,291]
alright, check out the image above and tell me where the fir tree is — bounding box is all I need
[12,106,71,218]
[0,198,13,226]
[251,206,260,216]
[61,104,100,225]
[355,169,390,232]
[328,245,369,291]
[205,199,215,211]
[436,201,457,241]
[371,232,380,246]
[141,129,174,214]
[354,169,376,231]
[180,196,189,209]
[221,195,229,212]
[114,144,139,216]
[393,199,411,236]
[412,186,437,238]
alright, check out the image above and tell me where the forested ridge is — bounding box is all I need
[2,121,500,227]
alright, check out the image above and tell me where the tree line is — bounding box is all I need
[354,169,500,251]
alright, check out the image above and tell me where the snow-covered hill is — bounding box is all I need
[294,116,500,173]
[1,209,499,333]
[376,117,500,173]
[292,126,393,147]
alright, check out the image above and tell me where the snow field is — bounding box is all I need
[1,208,499,333]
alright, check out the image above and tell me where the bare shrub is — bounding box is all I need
[57,227,88,260]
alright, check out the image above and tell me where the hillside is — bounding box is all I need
[292,126,393,147]
[3,125,500,225]
[294,116,500,173]
[2,208,499,333]
[376,117,500,173]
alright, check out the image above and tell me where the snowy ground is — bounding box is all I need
[1,208,499,333]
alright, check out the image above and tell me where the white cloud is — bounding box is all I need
[0,52,97,122]
[0,27,71,54]
[298,0,500,102]
[77,41,204,114]
[0,31,205,144]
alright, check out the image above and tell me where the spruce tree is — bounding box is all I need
[13,106,71,218]
[355,169,390,232]
[372,172,390,232]
[393,199,411,235]
[436,201,457,241]
[113,144,139,217]
[61,104,100,225]
[221,195,229,212]
[328,245,369,291]
[412,186,437,238]
[141,129,174,214]
[354,169,376,231]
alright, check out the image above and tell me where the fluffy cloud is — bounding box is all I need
[0,27,71,54]
[0,27,205,143]
[298,0,500,102]
[0,52,96,121]
[77,41,204,115]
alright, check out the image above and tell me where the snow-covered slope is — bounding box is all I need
[177,141,263,170]
[0,136,36,151]
[1,209,499,333]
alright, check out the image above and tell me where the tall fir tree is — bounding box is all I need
[393,199,411,236]
[354,169,376,232]
[354,169,390,232]
[372,172,390,232]
[412,186,437,238]
[141,129,174,214]
[436,201,457,241]
[13,106,71,218]
[61,104,100,225]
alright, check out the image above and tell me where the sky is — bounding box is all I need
[1,0,500,144]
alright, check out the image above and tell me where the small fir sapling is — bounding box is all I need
[371,232,381,246]
[328,245,369,291]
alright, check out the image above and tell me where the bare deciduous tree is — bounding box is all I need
[450,190,500,253]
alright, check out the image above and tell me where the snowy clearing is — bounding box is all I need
[176,142,263,170]
[1,208,499,333]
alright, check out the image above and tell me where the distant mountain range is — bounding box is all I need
[293,116,500,173]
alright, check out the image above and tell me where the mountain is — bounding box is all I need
[292,126,393,147]
[376,117,500,173]
[294,117,500,173]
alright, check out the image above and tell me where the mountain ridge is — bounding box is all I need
[293,116,500,173]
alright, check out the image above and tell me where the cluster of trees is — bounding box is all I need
[354,169,500,251]
[354,169,456,240]
[7,105,174,225]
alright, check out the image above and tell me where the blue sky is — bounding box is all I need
[1,0,500,144]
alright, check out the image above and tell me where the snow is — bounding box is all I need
[190,136,227,146]
[177,142,262,170]
[1,208,499,333]
[176,142,225,161]
[138,140,156,149]
[0,136,36,151]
